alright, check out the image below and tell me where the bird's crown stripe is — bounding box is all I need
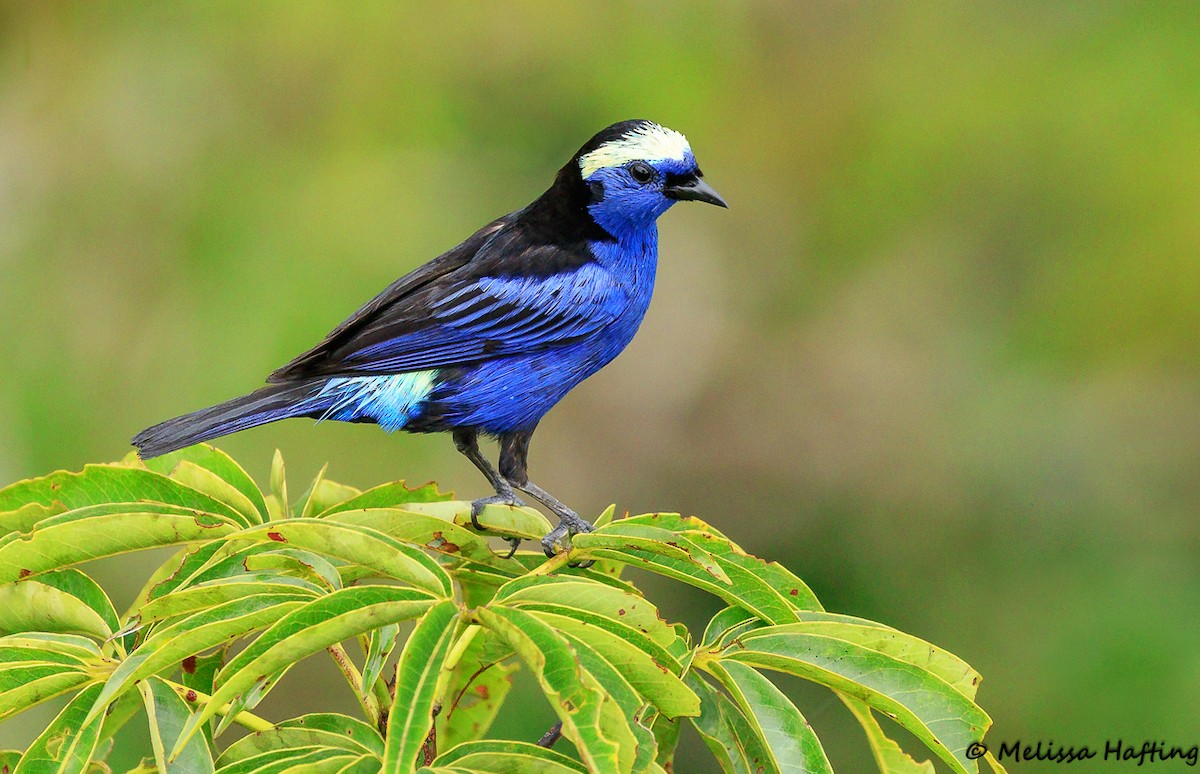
[578,123,691,178]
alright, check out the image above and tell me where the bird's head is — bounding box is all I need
[563,120,727,238]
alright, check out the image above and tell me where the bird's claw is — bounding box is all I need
[468,494,526,559]
[469,493,526,531]
[540,514,596,568]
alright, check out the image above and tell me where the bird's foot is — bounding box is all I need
[469,493,526,530]
[540,511,596,567]
[470,493,525,559]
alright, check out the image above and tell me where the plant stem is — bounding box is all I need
[162,679,273,733]
[526,550,573,577]
[327,643,381,727]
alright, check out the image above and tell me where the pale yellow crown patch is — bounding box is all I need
[578,123,691,178]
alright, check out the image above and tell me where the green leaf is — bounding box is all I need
[0,663,96,722]
[181,649,227,753]
[361,623,399,703]
[14,682,106,773]
[493,576,683,655]
[0,576,114,639]
[327,509,521,572]
[218,520,452,597]
[686,673,775,774]
[522,607,697,718]
[0,632,104,666]
[314,481,452,516]
[297,466,361,519]
[721,626,989,774]
[841,695,935,774]
[0,504,240,583]
[648,713,681,771]
[0,502,60,534]
[138,575,323,623]
[214,745,365,773]
[707,659,833,773]
[554,630,657,774]
[436,627,517,751]
[168,461,261,530]
[701,606,763,649]
[383,600,461,772]
[430,740,587,773]
[140,675,215,773]
[475,606,635,774]
[139,443,270,524]
[216,713,385,763]
[86,594,309,726]
[174,587,439,757]
[269,450,287,518]
[572,524,729,584]
[0,464,245,523]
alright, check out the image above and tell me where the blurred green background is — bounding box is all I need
[3,2,1199,770]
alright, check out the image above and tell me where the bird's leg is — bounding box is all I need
[452,429,524,554]
[498,430,595,559]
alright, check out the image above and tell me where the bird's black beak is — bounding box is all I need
[664,173,728,208]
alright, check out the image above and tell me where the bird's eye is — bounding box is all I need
[628,161,655,184]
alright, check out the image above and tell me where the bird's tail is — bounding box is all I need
[132,380,324,458]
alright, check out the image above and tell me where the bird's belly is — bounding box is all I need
[426,333,635,434]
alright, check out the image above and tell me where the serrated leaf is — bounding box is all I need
[140,675,215,773]
[383,600,461,772]
[140,443,270,524]
[706,660,833,773]
[174,587,438,757]
[721,627,989,774]
[0,577,113,639]
[14,682,105,773]
[0,505,240,583]
[216,713,384,763]
[219,520,452,597]
[841,695,935,774]
[475,606,635,774]
[430,740,587,773]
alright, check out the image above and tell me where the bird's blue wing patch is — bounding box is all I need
[337,263,622,373]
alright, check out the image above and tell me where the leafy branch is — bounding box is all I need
[0,445,1008,773]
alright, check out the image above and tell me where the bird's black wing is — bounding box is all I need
[269,212,619,382]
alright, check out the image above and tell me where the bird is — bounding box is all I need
[132,119,727,556]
